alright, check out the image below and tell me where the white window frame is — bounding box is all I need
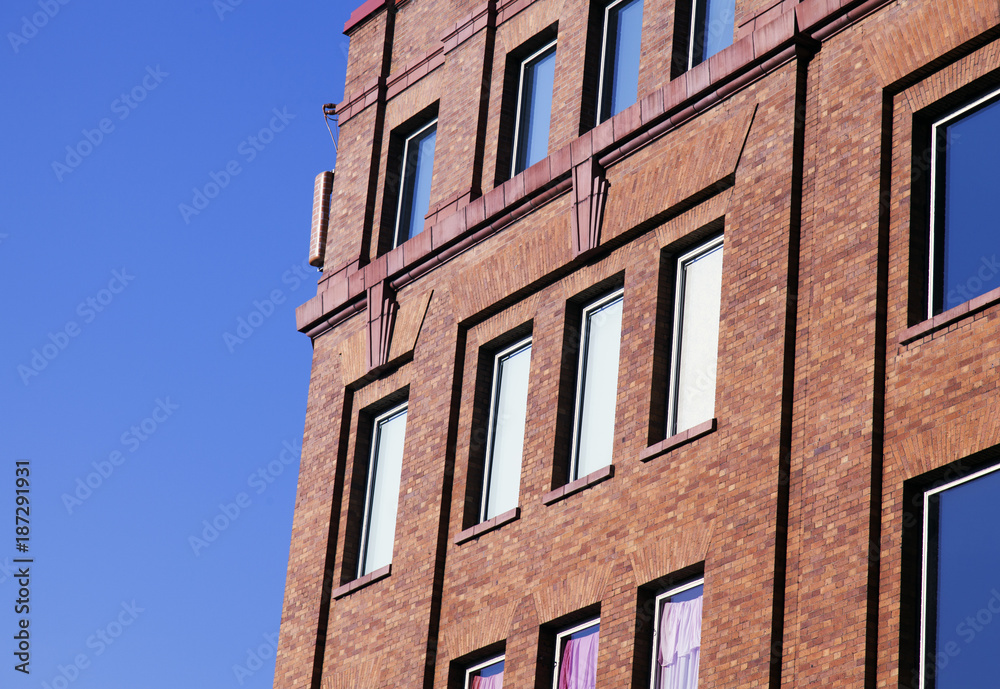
[685,0,703,71]
[357,401,408,578]
[569,288,625,480]
[480,337,532,523]
[464,654,505,689]
[927,86,1000,318]
[666,235,723,437]
[595,0,642,126]
[651,577,704,689]
[511,39,558,179]
[553,618,600,689]
[918,462,1000,689]
[392,118,438,248]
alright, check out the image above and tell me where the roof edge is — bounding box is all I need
[344,0,410,35]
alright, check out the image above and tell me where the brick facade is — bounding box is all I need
[275,1,1000,687]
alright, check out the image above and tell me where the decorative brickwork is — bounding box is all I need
[569,156,609,258]
[365,280,398,372]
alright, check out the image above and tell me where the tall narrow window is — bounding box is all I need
[667,236,723,436]
[554,619,600,689]
[358,403,408,577]
[652,579,704,689]
[466,656,505,689]
[481,338,532,521]
[597,0,644,124]
[920,464,1000,689]
[684,0,735,71]
[393,119,438,247]
[927,87,1000,316]
[512,40,557,176]
[571,289,624,479]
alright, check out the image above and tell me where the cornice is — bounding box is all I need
[303,0,898,339]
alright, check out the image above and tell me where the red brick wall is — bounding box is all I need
[274,1,1000,688]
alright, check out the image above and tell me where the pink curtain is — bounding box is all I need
[471,672,503,689]
[558,630,600,689]
[656,596,702,689]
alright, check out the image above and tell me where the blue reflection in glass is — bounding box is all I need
[937,94,1000,312]
[666,582,703,604]
[926,467,1000,688]
[514,43,556,175]
[599,0,644,123]
[479,660,504,677]
[692,0,735,67]
[567,621,600,641]
[395,121,437,245]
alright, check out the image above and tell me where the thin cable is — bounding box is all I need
[323,103,339,163]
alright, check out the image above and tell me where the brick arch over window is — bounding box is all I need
[322,657,386,689]
[861,0,1000,91]
[888,399,1000,479]
[441,600,519,662]
[629,519,716,586]
[532,561,617,624]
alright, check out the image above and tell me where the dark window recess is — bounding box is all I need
[378,106,439,255]
[919,464,1000,689]
[926,88,1000,317]
[672,0,734,77]
[495,25,558,185]
[596,0,644,125]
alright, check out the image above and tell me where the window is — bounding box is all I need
[667,236,723,436]
[466,656,505,689]
[927,87,1000,316]
[919,464,1000,689]
[596,0,644,124]
[512,40,557,176]
[393,119,438,247]
[652,579,704,689]
[358,403,408,577]
[570,289,624,479]
[675,0,735,73]
[481,338,532,521]
[554,619,600,689]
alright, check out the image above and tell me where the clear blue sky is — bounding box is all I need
[1,1,354,687]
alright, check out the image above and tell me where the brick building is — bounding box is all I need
[274,0,1000,687]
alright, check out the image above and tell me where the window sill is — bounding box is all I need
[454,507,521,545]
[543,465,615,506]
[639,418,717,463]
[331,564,391,599]
[899,286,1000,345]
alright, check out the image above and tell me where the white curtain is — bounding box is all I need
[656,596,702,689]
